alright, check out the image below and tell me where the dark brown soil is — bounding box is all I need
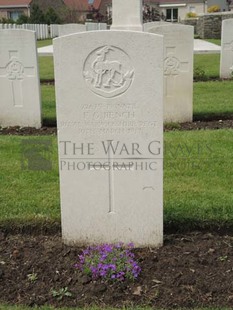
[1,232,233,308]
[0,119,233,136]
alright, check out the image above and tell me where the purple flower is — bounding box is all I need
[74,242,141,281]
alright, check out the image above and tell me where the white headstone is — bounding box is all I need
[111,0,143,31]
[86,22,107,31]
[0,30,41,128]
[54,30,163,247]
[143,21,169,32]
[220,19,233,78]
[58,24,86,37]
[147,24,193,123]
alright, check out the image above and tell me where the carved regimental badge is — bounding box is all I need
[83,46,134,98]
[164,56,180,76]
[6,58,24,80]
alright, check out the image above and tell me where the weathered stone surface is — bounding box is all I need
[54,30,163,247]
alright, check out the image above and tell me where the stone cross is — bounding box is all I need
[111,0,143,31]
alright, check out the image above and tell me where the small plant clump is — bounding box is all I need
[51,287,72,301]
[194,66,208,81]
[75,243,141,281]
[186,12,197,18]
[207,5,220,13]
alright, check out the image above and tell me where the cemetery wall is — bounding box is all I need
[181,18,198,35]
[185,12,233,39]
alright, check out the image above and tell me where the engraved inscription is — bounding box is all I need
[83,46,134,98]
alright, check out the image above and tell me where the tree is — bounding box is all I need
[45,7,61,24]
[16,14,29,24]
[30,4,45,24]
[143,4,161,22]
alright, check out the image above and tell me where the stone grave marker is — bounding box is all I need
[0,29,41,128]
[143,21,169,32]
[58,24,86,37]
[220,19,233,78]
[147,24,194,123]
[111,0,143,31]
[54,30,163,247]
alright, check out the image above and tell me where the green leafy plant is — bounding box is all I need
[75,243,141,282]
[194,66,208,81]
[27,273,38,283]
[219,255,228,261]
[51,287,72,301]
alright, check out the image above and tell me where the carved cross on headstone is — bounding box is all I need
[88,140,134,214]
[164,47,189,97]
[0,50,35,107]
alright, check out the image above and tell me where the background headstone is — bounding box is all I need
[220,19,233,78]
[86,22,107,31]
[143,21,169,32]
[58,24,86,37]
[111,0,143,31]
[147,24,194,123]
[54,30,163,247]
[0,30,41,128]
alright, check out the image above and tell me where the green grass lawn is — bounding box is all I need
[194,80,233,120]
[37,39,53,48]
[205,39,221,46]
[0,136,60,231]
[194,53,220,79]
[39,57,54,81]
[40,80,233,125]
[0,130,232,232]
[37,41,221,82]
[41,85,56,126]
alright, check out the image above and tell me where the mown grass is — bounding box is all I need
[37,40,221,81]
[194,53,220,79]
[0,130,232,233]
[37,39,53,48]
[205,39,221,46]
[41,85,56,126]
[164,129,233,231]
[39,57,54,81]
[194,80,233,120]
[0,136,60,229]
[40,80,233,125]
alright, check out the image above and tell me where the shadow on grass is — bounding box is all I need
[43,117,57,127]
[193,112,233,122]
[2,217,233,236]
